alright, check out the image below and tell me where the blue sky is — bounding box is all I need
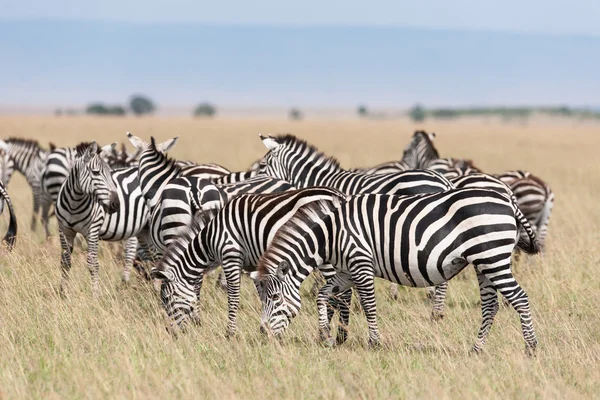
[2,0,600,36]
[0,2,598,110]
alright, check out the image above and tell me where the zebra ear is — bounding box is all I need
[155,137,179,153]
[126,132,147,150]
[100,142,117,157]
[0,140,8,151]
[260,134,279,151]
[276,261,290,280]
[151,267,175,282]
[429,132,437,140]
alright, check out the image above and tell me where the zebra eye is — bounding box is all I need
[271,292,281,302]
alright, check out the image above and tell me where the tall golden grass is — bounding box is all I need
[0,116,599,399]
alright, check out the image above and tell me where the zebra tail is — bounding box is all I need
[0,183,17,250]
[511,194,541,255]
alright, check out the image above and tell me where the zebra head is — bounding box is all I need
[127,132,179,162]
[257,134,292,181]
[402,130,439,169]
[152,257,198,329]
[152,214,214,329]
[79,142,120,213]
[252,260,301,337]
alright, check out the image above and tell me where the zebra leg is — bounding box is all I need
[122,237,138,284]
[59,229,76,298]
[471,271,499,354]
[431,282,449,321]
[480,266,537,356]
[310,269,326,297]
[503,248,522,307]
[223,260,243,338]
[41,196,52,239]
[215,269,228,291]
[31,184,41,231]
[335,288,352,345]
[86,231,101,297]
[389,283,399,300]
[190,272,204,325]
[426,286,436,300]
[352,271,381,348]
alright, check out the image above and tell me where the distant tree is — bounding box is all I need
[86,103,126,116]
[194,103,217,118]
[357,104,369,117]
[107,106,126,116]
[129,95,156,116]
[55,109,63,117]
[289,108,303,121]
[86,103,109,115]
[409,104,426,122]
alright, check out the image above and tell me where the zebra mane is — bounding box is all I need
[158,210,218,272]
[257,199,338,278]
[274,134,342,170]
[5,137,44,151]
[453,159,481,171]
[74,142,96,156]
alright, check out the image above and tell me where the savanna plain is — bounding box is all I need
[0,116,599,399]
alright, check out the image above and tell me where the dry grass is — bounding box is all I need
[0,116,599,399]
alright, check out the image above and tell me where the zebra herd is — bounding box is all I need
[0,130,554,356]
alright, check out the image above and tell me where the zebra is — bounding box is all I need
[0,138,49,230]
[0,180,18,250]
[56,142,150,296]
[253,188,540,355]
[395,132,554,244]
[353,130,482,179]
[126,133,291,256]
[257,134,454,195]
[151,187,347,335]
[40,141,119,238]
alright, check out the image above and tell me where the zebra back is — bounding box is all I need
[258,134,454,195]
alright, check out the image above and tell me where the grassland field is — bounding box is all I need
[0,116,599,399]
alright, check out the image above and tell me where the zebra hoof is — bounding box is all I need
[430,310,445,322]
[225,329,236,340]
[525,342,538,358]
[469,345,484,356]
[367,338,381,349]
[320,336,335,348]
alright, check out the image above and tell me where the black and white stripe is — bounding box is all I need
[0,180,18,250]
[257,134,454,195]
[0,138,48,231]
[152,187,346,334]
[56,142,150,295]
[40,141,121,238]
[495,170,554,247]
[254,188,540,355]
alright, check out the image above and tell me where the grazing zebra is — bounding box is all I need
[152,187,347,335]
[56,142,150,296]
[0,138,48,230]
[0,180,18,250]
[40,141,118,238]
[257,134,454,195]
[254,189,540,355]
